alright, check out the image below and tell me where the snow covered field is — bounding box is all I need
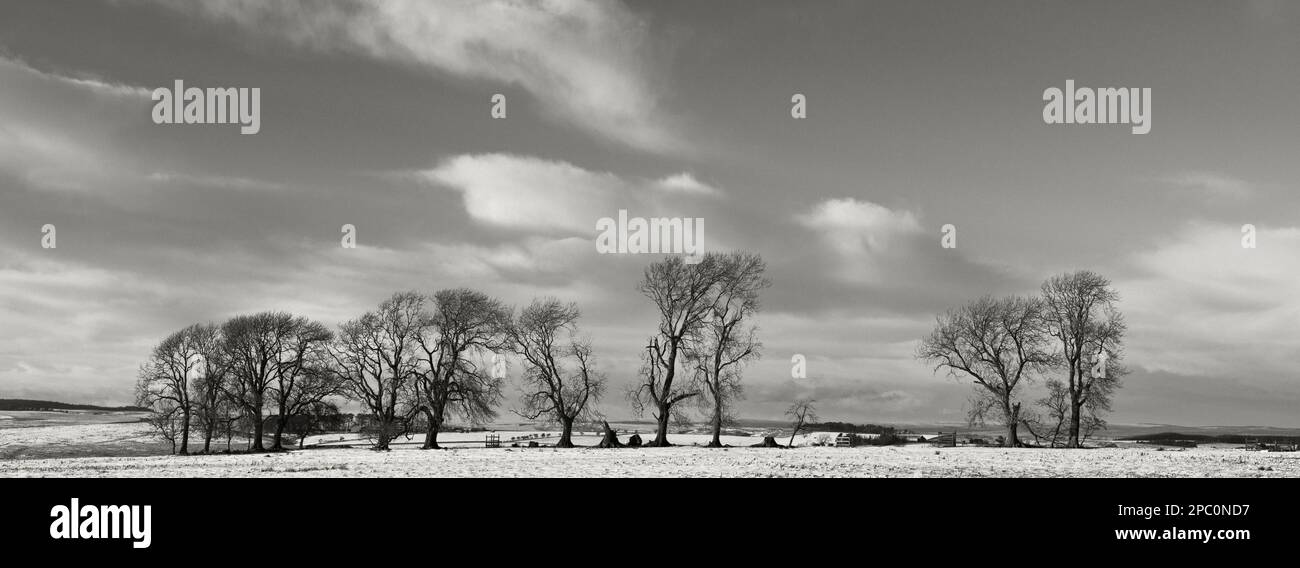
[0,413,163,460]
[3,437,1298,478]
[4,418,1299,478]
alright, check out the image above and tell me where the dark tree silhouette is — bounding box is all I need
[221,312,299,452]
[267,318,335,450]
[1040,271,1126,448]
[137,324,206,454]
[188,322,232,454]
[917,295,1052,448]
[509,298,606,448]
[629,254,728,447]
[412,288,509,449]
[687,252,769,447]
[328,293,424,450]
[785,398,817,447]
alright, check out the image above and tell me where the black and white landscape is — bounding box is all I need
[1,0,1298,478]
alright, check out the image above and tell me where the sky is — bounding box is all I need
[0,0,1297,427]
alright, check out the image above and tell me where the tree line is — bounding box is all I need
[917,270,1127,448]
[136,252,770,453]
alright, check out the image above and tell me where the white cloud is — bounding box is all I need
[155,0,682,152]
[654,173,722,197]
[1120,221,1300,381]
[423,153,623,234]
[422,153,716,235]
[795,198,925,283]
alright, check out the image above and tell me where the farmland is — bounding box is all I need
[2,413,1298,478]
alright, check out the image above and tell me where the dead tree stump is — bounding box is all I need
[752,436,782,448]
[596,421,624,448]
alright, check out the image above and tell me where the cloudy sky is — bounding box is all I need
[1,0,1297,427]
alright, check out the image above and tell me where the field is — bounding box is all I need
[3,413,1299,477]
[0,410,164,460]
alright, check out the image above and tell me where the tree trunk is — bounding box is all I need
[250,393,265,452]
[648,402,672,447]
[1065,362,1082,448]
[375,416,396,451]
[708,399,723,448]
[557,416,575,448]
[421,410,441,449]
[1004,400,1022,448]
[202,428,212,454]
[178,409,191,455]
[1066,399,1083,448]
[272,416,287,451]
[596,421,623,448]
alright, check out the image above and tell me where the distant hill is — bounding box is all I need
[1118,431,1300,445]
[0,399,148,412]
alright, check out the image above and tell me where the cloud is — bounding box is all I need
[793,198,933,286]
[0,54,289,200]
[796,197,923,253]
[1119,221,1300,381]
[147,172,286,192]
[0,55,151,99]
[150,0,682,152]
[423,153,623,234]
[0,56,150,193]
[1156,171,1255,199]
[422,153,718,236]
[654,173,722,197]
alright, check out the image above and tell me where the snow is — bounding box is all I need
[4,419,1298,477]
[3,441,1298,478]
[1,421,156,446]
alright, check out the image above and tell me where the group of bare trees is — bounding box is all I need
[917,270,1127,448]
[136,314,341,454]
[326,289,517,450]
[137,288,617,452]
[138,252,772,453]
[138,259,1122,453]
[629,252,771,447]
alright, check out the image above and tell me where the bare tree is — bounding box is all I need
[412,288,509,449]
[1040,271,1126,448]
[687,252,769,447]
[630,254,727,446]
[1027,379,1070,447]
[786,398,817,447]
[509,298,607,448]
[188,323,232,454]
[216,397,242,453]
[328,292,424,450]
[268,318,335,450]
[917,295,1052,447]
[136,324,204,454]
[222,312,306,452]
[142,402,183,454]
